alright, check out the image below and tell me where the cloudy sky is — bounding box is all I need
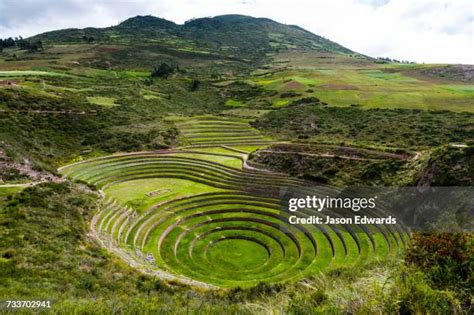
[0,0,472,64]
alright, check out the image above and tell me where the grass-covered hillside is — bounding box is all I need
[33,15,356,58]
[248,144,473,187]
[1,181,469,313]
[251,105,473,148]
[0,13,472,314]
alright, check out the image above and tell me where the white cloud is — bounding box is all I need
[0,0,472,64]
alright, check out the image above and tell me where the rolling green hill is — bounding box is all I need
[33,15,357,57]
[27,15,362,74]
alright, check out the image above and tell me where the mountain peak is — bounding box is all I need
[118,15,176,29]
[184,14,276,29]
[31,14,356,57]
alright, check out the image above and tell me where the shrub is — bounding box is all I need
[280,91,301,98]
[151,63,175,78]
[405,232,473,308]
[289,97,320,106]
[405,233,472,289]
[286,289,330,314]
[190,79,200,91]
[388,269,461,314]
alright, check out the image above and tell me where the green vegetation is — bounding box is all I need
[244,63,474,113]
[249,144,473,187]
[0,36,43,53]
[0,186,26,199]
[0,70,67,77]
[248,143,416,186]
[225,99,244,106]
[406,233,472,291]
[151,62,176,78]
[0,89,180,172]
[172,115,272,146]
[59,149,405,288]
[0,13,472,314]
[86,96,117,106]
[404,233,473,310]
[252,105,473,149]
[0,183,147,298]
[0,184,466,312]
[416,146,474,186]
[0,183,270,313]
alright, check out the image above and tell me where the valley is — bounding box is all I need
[0,14,472,314]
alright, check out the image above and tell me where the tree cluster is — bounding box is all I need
[151,63,176,78]
[0,37,16,49]
[190,79,200,91]
[0,36,43,52]
[376,57,416,64]
[82,36,95,43]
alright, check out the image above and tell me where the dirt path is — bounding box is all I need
[0,109,88,115]
[257,149,379,161]
[0,178,65,189]
[0,183,32,188]
[242,155,286,174]
[257,149,421,162]
[449,143,468,148]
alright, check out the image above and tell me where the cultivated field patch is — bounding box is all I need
[173,115,273,147]
[87,96,117,106]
